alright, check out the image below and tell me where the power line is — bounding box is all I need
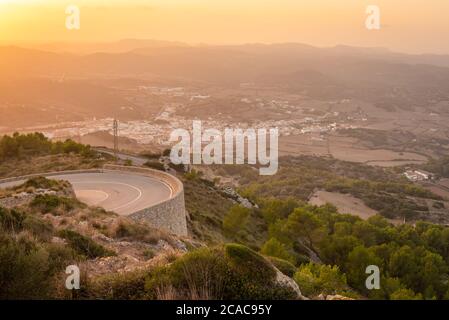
[113,119,118,162]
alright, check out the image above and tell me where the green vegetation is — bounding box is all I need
[294,263,352,297]
[0,132,95,161]
[140,151,161,160]
[30,194,83,214]
[261,238,296,264]
[184,173,267,248]
[0,206,77,299]
[267,256,297,278]
[261,203,449,299]
[58,229,115,259]
[421,156,449,178]
[222,205,251,235]
[0,133,103,179]
[88,244,297,300]
[112,219,173,245]
[143,160,165,171]
[20,176,68,191]
[230,156,441,221]
[338,128,449,159]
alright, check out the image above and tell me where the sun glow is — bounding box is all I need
[0,0,448,53]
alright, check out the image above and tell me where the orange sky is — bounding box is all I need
[1,0,448,54]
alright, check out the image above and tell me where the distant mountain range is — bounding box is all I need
[1,41,449,127]
[2,42,449,81]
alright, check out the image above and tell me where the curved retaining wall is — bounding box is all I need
[102,164,187,236]
[0,166,188,237]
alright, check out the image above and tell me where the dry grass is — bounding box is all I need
[109,218,176,246]
[0,154,105,179]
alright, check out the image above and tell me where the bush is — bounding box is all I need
[267,256,297,277]
[19,176,66,191]
[22,215,54,241]
[294,263,348,297]
[0,132,95,161]
[162,149,171,157]
[0,207,53,241]
[261,198,299,224]
[30,195,80,214]
[145,244,297,300]
[140,151,161,159]
[87,270,149,300]
[0,233,53,299]
[112,219,169,245]
[390,288,423,300]
[225,243,276,282]
[261,238,296,264]
[222,205,251,235]
[144,161,165,171]
[145,247,228,299]
[0,207,26,232]
[58,229,115,259]
[168,162,186,172]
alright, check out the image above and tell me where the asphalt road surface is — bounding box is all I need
[0,172,172,216]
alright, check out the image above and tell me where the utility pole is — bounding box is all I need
[113,119,118,163]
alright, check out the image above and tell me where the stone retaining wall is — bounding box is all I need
[103,165,187,236]
[0,166,188,237]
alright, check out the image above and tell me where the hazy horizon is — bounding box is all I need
[1,0,449,54]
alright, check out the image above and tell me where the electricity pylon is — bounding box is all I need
[113,119,118,163]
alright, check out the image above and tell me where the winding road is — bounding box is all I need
[0,171,172,216]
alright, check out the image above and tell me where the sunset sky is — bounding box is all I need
[0,0,448,54]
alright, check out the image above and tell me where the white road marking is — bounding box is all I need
[70,181,143,211]
[75,189,109,205]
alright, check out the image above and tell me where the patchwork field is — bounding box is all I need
[279,134,427,167]
[308,190,379,220]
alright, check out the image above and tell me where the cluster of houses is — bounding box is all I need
[404,169,435,182]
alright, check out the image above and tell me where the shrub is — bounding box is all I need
[222,205,251,235]
[294,263,348,297]
[261,198,299,224]
[19,176,65,191]
[267,256,297,277]
[22,215,54,241]
[162,149,171,157]
[142,249,155,260]
[145,244,297,300]
[0,207,26,232]
[0,207,53,241]
[140,151,161,159]
[0,133,95,161]
[112,219,169,245]
[225,243,275,281]
[87,270,149,300]
[145,247,228,300]
[261,238,296,264]
[390,288,423,300]
[0,233,53,299]
[58,229,115,259]
[144,161,165,171]
[30,195,80,214]
[168,163,185,172]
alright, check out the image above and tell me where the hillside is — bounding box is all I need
[2,133,449,300]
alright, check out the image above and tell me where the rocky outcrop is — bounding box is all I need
[274,267,309,300]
